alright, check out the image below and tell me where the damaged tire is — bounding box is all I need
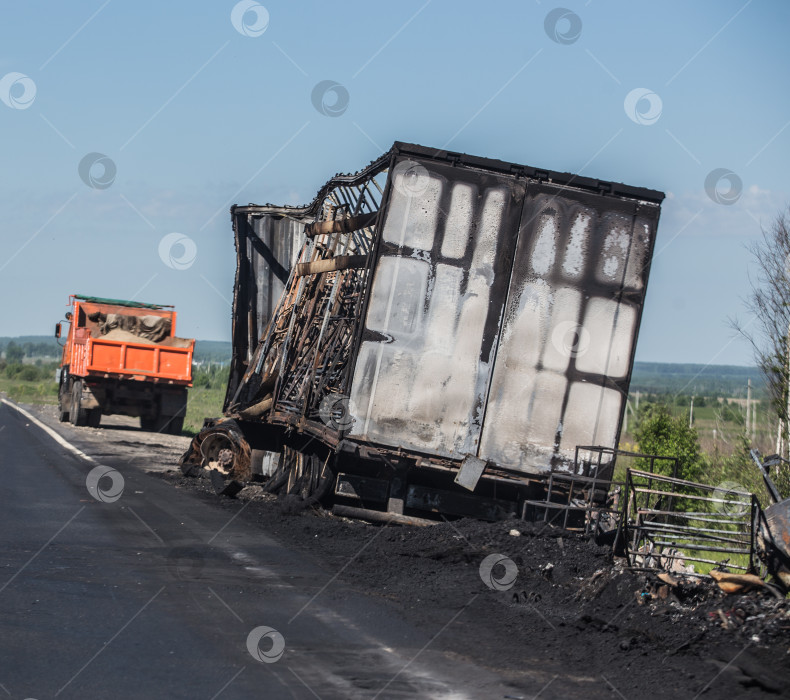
[268,446,334,509]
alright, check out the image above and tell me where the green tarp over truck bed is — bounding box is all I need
[73,295,172,310]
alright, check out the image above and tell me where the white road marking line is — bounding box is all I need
[1,398,102,467]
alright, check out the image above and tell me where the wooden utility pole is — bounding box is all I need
[747,379,752,441]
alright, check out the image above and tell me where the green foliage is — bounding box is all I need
[193,372,210,388]
[17,366,40,381]
[633,402,702,481]
[0,337,66,359]
[719,403,745,425]
[0,360,59,404]
[5,341,24,363]
[2,363,57,381]
[191,364,229,391]
[182,364,231,434]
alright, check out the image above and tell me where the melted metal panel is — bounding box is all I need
[224,210,305,411]
[348,157,524,458]
[478,186,659,474]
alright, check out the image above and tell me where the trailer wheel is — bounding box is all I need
[280,448,332,504]
[285,451,311,499]
[70,379,89,427]
[140,417,157,432]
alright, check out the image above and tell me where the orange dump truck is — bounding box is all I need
[55,295,194,434]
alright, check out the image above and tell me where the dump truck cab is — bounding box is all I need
[56,294,194,434]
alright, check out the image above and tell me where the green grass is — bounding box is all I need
[691,553,752,576]
[0,377,59,404]
[183,385,226,435]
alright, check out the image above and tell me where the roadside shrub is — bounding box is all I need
[633,402,702,481]
[17,366,40,381]
[4,363,24,379]
[193,372,211,388]
[5,341,24,363]
[720,403,745,424]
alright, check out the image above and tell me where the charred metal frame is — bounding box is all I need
[225,157,389,450]
[224,153,391,416]
[622,468,758,574]
[520,446,679,534]
[200,142,666,520]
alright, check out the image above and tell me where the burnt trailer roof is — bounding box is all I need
[224,142,664,479]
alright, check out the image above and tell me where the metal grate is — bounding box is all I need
[622,468,757,574]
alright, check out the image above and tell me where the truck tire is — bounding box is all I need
[87,407,102,429]
[70,379,89,427]
[166,416,184,436]
[58,380,70,423]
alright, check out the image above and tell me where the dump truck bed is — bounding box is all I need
[69,329,193,383]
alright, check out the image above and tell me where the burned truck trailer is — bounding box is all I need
[185,142,664,521]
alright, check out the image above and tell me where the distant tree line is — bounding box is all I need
[0,340,60,360]
[630,361,767,399]
[0,357,59,382]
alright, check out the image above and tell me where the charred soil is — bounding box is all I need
[158,470,790,698]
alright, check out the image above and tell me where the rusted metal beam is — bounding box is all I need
[332,504,436,527]
[238,396,273,419]
[305,212,378,237]
[295,255,367,277]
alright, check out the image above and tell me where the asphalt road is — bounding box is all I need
[0,400,516,700]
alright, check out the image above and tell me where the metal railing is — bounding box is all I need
[520,446,680,535]
[621,468,757,574]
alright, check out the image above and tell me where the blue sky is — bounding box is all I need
[1,0,788,365]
